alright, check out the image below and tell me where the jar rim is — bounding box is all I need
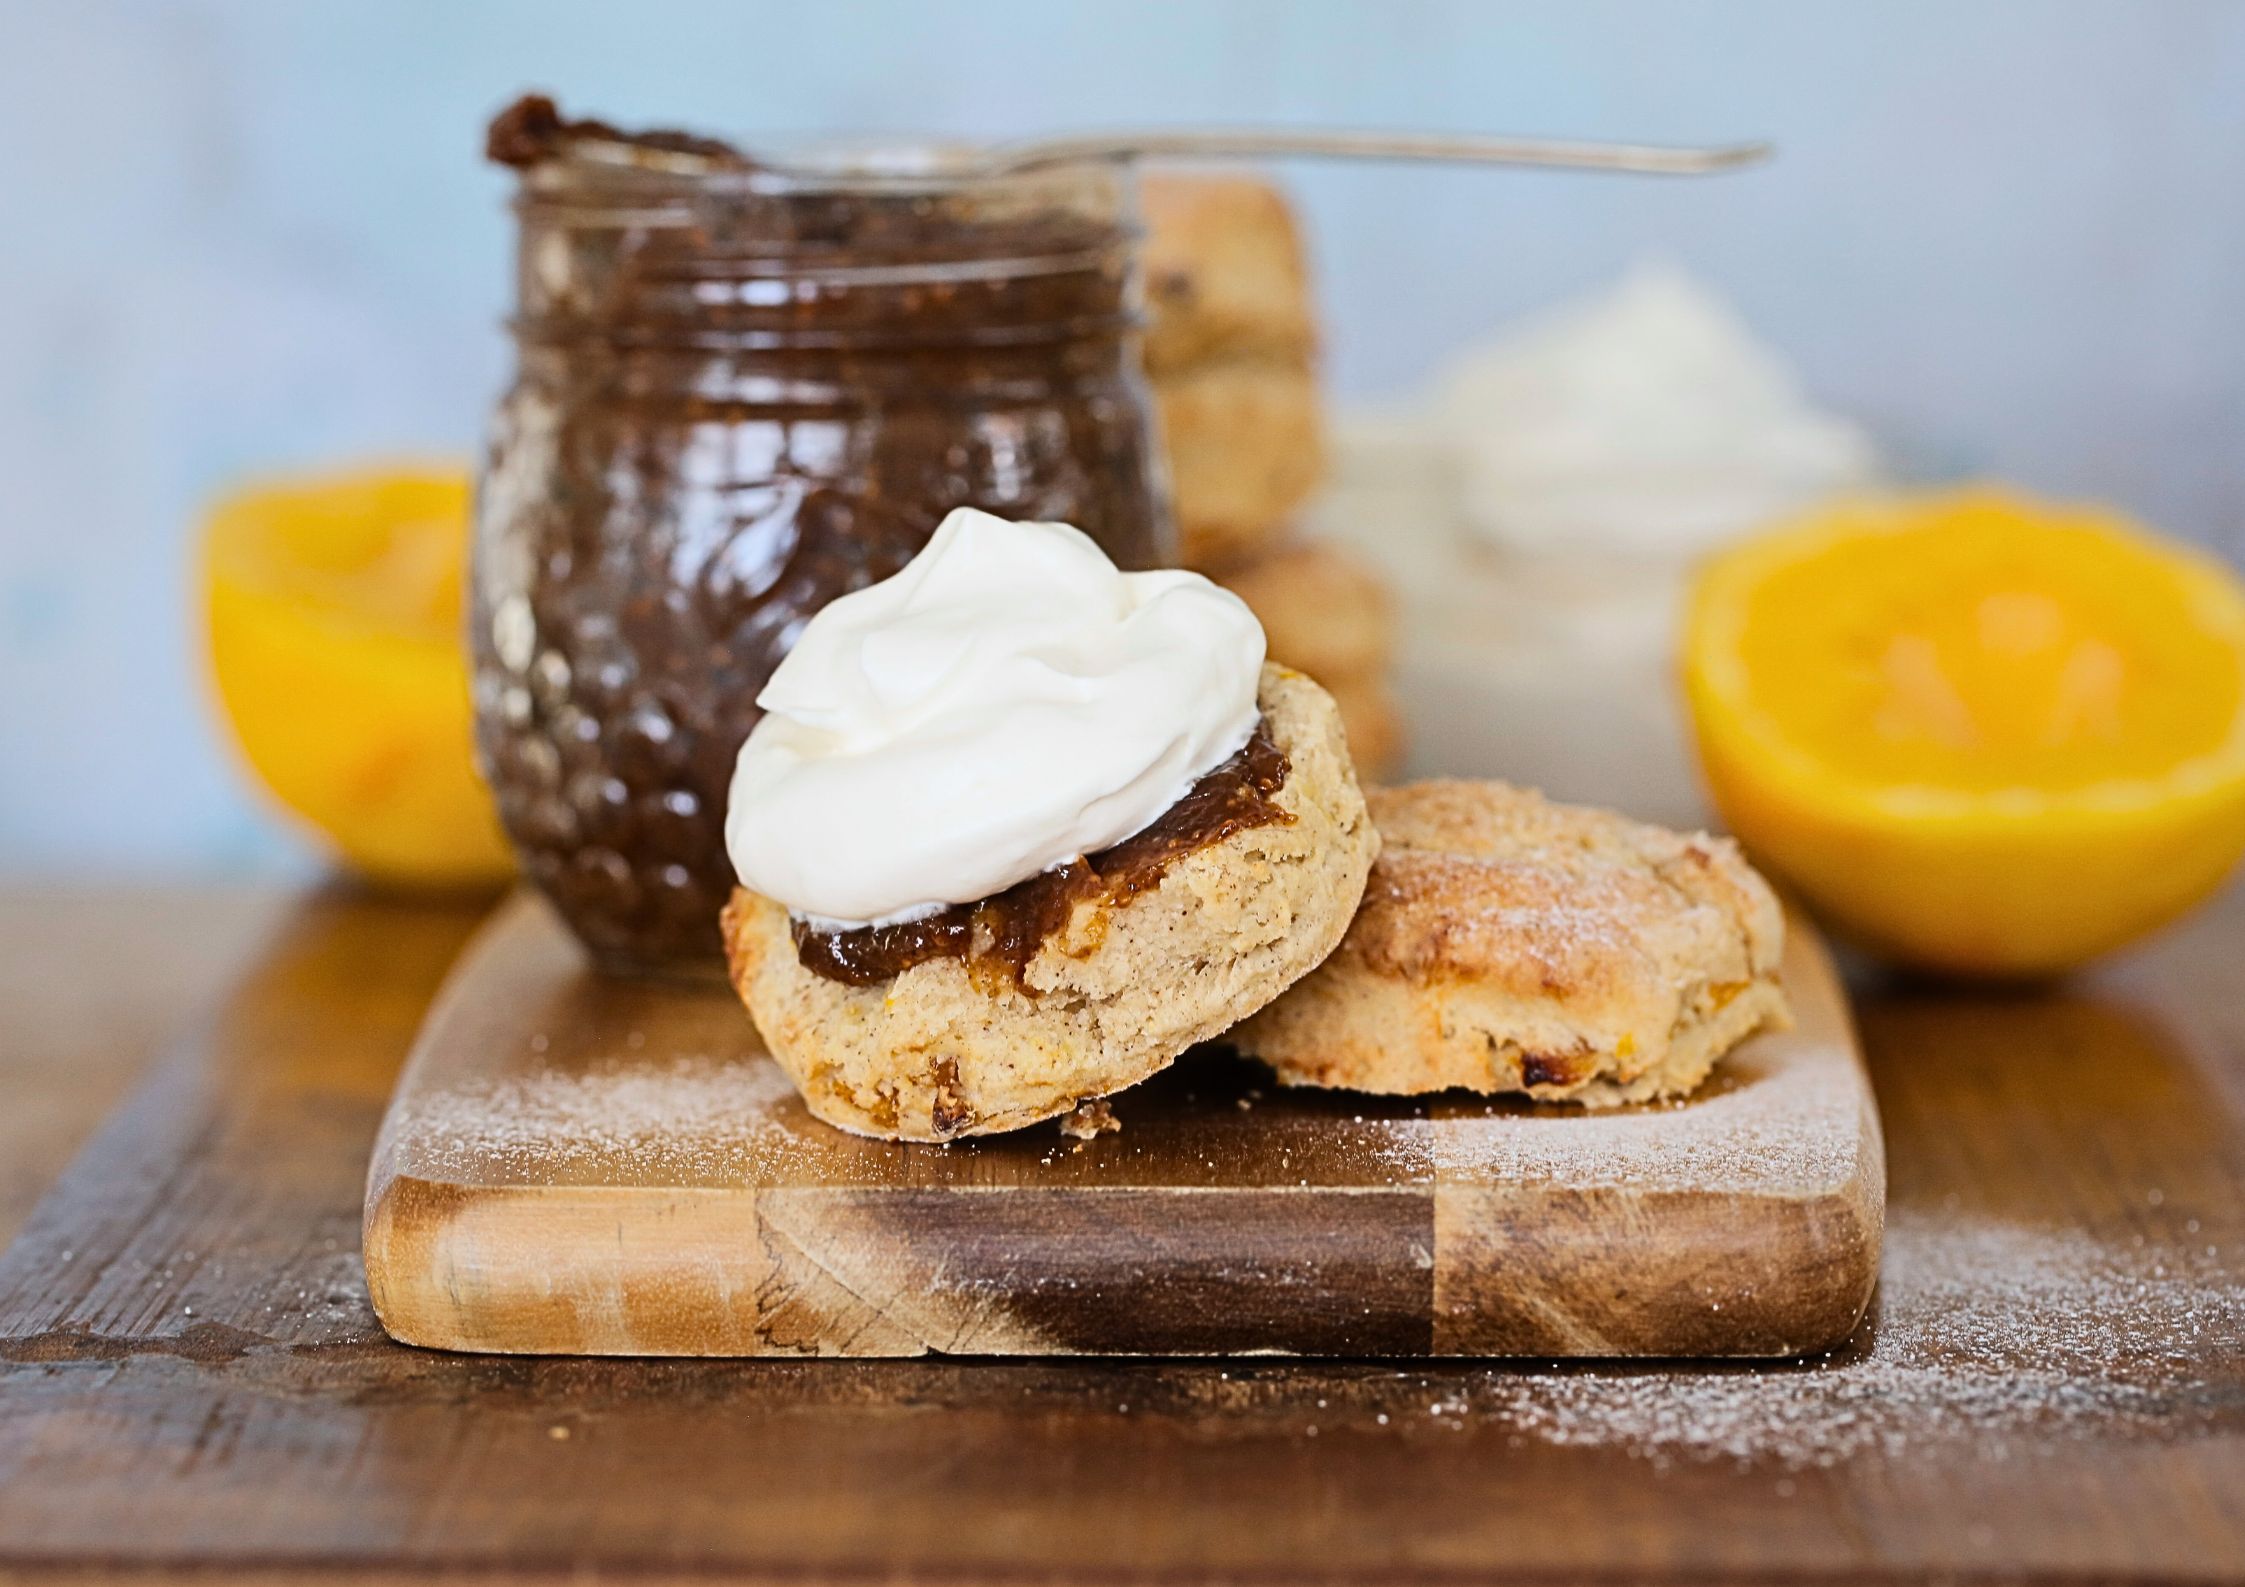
[512,140,1133,207]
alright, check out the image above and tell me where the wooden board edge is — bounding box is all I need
[1430,1083,1884,1359]
[364,1174,1442,1358]
[364,1171,935,1358]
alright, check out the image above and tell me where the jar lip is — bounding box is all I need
[515,139,1132,204]
[761,135,1103,184]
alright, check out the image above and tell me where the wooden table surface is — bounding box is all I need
[1,881,2241,1585]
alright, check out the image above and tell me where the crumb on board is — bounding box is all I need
[1058,1098,1121,1141]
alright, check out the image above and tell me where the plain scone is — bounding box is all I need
[1320,676,1406,784]
[723,666,1377,1141]
[1215,539,1395,684]
[1156,358,1327,571]
[1215,540,1405,779]
[1139,173,1319,375]
[1232,780,1790,1106]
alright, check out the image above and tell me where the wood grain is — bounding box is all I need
[3,883,2243,1583]
[0,883,290,1246]
[361,892,1880,1358]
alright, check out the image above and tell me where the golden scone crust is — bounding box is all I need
[724,666,1377,1141]
[1140,173,1319,375]
[1158,358,1326,571]
[1216,538,1395,685]
[1232,780,1789,1106]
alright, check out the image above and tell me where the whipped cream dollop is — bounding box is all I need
[1436,263,1878,564]
[725,509,1266,927]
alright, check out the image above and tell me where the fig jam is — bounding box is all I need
[791,720,1292,989]
[472,100,1172,976]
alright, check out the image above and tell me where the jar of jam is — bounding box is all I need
[473,99,1173,976]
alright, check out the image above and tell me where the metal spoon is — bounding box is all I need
[982,127,1771,177]
[550,124,1768,181]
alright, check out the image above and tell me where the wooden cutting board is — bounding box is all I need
[364,892,1882,1359]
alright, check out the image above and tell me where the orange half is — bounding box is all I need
[1682,488,2245,975]
[202,464,513,889]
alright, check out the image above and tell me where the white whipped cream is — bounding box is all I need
[725,508,1266,927]
[1436,263,1878,565]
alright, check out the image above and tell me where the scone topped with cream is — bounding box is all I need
[722,508,1376,1141]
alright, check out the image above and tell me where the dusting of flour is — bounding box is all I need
[1423,1211,2245,1469]
[389,1053,816,1184]
[1428,1050,1862,1194]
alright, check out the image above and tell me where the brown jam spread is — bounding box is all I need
[486,94,755,172]
[792,720,1292,989]
[472,98,1172,978]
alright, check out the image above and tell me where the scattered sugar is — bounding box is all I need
[389,1016,1854,1199]
[1428,1049,1860,1194]
[392,1053,815,1184]
[1442,1212,2244,1469]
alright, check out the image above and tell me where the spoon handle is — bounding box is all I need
[987,127,1770,176]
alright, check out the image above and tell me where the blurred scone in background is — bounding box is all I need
[1139,172,1404,778]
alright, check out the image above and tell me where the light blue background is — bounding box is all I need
[5,0,2243,874]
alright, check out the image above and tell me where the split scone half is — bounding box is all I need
[1232,779,1790,1107]
[723,666,1376,1141]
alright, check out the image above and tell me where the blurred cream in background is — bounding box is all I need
[1309,266,1881,825]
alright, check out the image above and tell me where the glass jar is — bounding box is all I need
[474,141,1172,977]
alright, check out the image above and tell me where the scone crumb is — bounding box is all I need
[1057,1099,1121,1141]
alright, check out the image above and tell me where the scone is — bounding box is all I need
[1233,780,1788,1106]
[1158,357,1327,571]
[1140,173,1319,376]
[1323,676,1407,783]
[725,665,1376,1140]
[1215,538,1396,686]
